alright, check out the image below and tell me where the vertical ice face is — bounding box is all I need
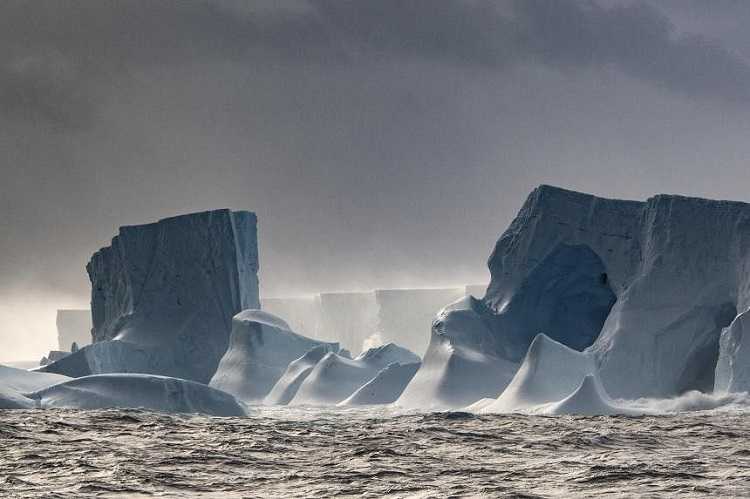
[715,310,750,393]
[50,209,260,383]
[56,310,92,351]
[401,185,750,408]
[487,185,750,399]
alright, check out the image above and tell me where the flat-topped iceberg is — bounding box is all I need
[42,209,259,383]
[402,185,750,408]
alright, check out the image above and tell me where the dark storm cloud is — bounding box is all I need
[2,0,750,128]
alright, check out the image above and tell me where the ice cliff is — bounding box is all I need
[400,185,750,408]
[42,209,259,383]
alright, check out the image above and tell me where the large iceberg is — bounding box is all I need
[209,310,339,402]
[27,374,246,416]
[290,343,420,406]
[56,309,92,351]
[402,185,750,408]
[42,209,259,383]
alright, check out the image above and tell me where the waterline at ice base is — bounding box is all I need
[5,185,750,418]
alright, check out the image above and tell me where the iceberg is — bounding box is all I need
[404,185,750,408]
[291,343,420,406]
[42,209,259,383]
[261,296,322,341]
[264,345,335,405]
[209,310,339,402]
[0,364,70,410]
[27,374,246,416]
[339,361,420,406]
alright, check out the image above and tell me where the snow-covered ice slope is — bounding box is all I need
[339,361,420,406]
[56,309,91,350]
[374,288,464,356]
[478,334,597,413]
[264,345,337,405]
[291,343,420,406]
[28,374,246,416]
[209,310,339,402]
[397,296,520,409]
[0,364,70,410]
[42,209,259,383]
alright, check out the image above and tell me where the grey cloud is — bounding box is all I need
[1,0,749,128]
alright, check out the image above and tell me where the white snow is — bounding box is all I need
[291,343,419,406]
[396,296,520,410]
[264,345,336,405]
[209,310,340,402]
[339,361,420,406]
[0,364,70,410]
[27,373,246,416]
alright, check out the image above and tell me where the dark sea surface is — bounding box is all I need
[2,407,750,498]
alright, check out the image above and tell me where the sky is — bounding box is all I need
[2,0,750,360]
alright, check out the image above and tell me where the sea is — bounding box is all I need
[2,407,750,498]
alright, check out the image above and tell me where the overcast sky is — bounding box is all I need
[2,0,750,360]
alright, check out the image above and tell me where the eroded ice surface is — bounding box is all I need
[43,210,259,384]
[210,310,339,402]
[28,374,246,416]
[291,343,419,406]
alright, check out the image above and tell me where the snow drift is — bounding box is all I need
[339,361,420,406]
[291,343,420,406]
[28,374,246,416]
[42,209,259,383]
[209,310,340,402]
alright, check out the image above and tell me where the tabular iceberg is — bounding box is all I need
[209,310,339,402]
[402,185,750,408]
[42,209,260,383]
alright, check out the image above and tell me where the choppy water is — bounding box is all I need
[2,407,750,498]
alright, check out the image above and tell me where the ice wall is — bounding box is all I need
[488,185,750,398]
[56,309,92,351]
[374,288,464,356]
[45,209,259,383]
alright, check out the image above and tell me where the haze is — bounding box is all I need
[2,0,750,361]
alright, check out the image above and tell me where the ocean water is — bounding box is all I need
[2,407,750,498]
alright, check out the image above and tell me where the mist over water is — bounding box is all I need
[4,407,750,498]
